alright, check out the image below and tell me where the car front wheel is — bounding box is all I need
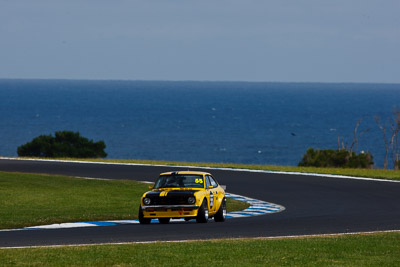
[196,200,209,223]
[138,206,151,224]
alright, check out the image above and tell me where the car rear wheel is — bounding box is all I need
[158,218,170,224]
[214,198,226,222]
[138,206,151,224]
[196,200,209,223]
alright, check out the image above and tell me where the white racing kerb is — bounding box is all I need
[0,192,285,231]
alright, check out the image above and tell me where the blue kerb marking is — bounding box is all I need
[1,193,285,232]
[85,221,120,226]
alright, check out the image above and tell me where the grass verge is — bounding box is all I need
[0,171,249,229]
[10,157,400,181]
[1,232,400,266]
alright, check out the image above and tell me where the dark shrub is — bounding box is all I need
[298,148,373,169]
[17,131,107,158]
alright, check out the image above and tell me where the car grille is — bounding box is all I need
[150,196,188,205]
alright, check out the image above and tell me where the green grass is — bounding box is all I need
[11,157,400,181]
[1,232,400,266]
[0,172,249,229]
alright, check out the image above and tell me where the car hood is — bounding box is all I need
[145,189,200,197]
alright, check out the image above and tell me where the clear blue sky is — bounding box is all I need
[1,0,399,83]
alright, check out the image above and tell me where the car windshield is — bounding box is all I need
[153,174,205,189]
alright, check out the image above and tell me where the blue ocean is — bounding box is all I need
[1,79,400,168]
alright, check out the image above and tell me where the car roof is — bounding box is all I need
[159,171,212,176]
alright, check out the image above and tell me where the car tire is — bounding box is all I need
[214,198,226,222]
[158,218,170,224]
[138,206,151,224]
[196,200,209,223]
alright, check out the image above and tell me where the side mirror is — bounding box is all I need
[221,185,227,190]
[149,186,153,190]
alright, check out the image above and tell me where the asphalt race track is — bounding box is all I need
[1,158,400,248]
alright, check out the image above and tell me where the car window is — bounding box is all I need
[205,175,212,188]
[209,176,218,188]
[154,174,204,189]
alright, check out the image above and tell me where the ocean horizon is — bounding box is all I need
[1,79,400,168]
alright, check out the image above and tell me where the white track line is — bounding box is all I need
[2,230,400,249]
[1,157,399,183]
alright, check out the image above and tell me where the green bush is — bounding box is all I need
[298,148,373,169]
[17,131,107,158]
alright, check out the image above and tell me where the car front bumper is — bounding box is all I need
[141,205,200,218]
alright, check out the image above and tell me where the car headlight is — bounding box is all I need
[143,197,151,205]
[187,196,196,204]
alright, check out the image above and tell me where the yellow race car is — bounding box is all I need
[139,171,226,224]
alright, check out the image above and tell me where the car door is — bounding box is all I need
[208,175,223,212]
[204,175,216,213]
